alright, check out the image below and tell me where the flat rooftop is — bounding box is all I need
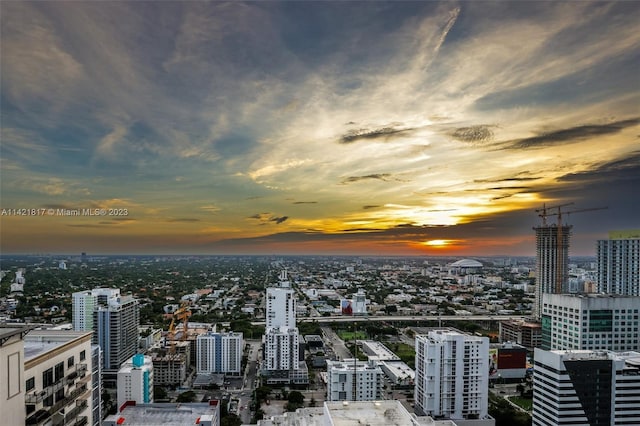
[324,401,416,426]
[105,402,219,426]
[23,330,91,362]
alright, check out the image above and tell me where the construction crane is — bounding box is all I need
[167,301,192,354]
[535,203,607,293]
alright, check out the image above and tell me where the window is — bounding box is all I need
[68,356,75,368]
[26,377,35,392]
[44,395,54,407]
[43,368,54,388]
[80,350,86,361]
[54,362,64,381]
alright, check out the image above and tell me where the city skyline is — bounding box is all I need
[1,1,639,256]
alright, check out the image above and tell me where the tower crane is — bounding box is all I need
[535,203,607,293]
[167,301,192,354]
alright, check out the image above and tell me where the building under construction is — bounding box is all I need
[532,203,606,320]
[533,223,571,320]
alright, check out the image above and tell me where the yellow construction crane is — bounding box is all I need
[167,301,192,354]
[535,203,607,293]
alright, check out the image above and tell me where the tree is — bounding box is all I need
[287,391,304,405]
[176,390,196,403]
[154,386,168,401]
[254,386,272,403]
[221,414,242,426]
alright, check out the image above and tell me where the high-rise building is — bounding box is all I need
[23,330,94,426]
[597,230,640,296]
[196,331,243,375]
[541,293,640,351]
[72,288,120,332]
[73,288,140,387]
[414,329,490,421]
[499,320,542,351]
[326,359,383,401]
[533,348,640,426]
[266,289,296,329]
[117,354,153,409]
[533,224,572,320]
[262,270,307,385]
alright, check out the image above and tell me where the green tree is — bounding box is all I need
[154,386,168,400]
[176,390,196,403]
[287,391,304,405]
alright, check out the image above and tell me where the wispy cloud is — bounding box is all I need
[502,118,640,149]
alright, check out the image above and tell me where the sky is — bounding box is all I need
[1,1,638,257]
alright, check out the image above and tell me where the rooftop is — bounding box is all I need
[23,330,91,362]
[104,402,219,426]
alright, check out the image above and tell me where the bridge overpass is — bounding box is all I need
[250,315,528,326]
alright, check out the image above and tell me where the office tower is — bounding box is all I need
[24,330,94,426]
[117,354,154,409]
[196,331,243,375]
[533,348,640,426]
[597,230,640,296]
[262,271,307,385]
[326,359,383,401]
[0,326,29,425]
[541,293,640,351]
[533,224,572,320]
[414,329,490,421]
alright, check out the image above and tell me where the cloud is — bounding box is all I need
[292,201,318,205]
[271,216,289,224]
[362,205,380,210]
[502,118,640,149]
[340,126,415,144]
[340,174,393,185]
[449,125,495,144]
[166,218,200,223]
[247,213,289,225]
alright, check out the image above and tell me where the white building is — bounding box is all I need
[263,271,307,385]
[24,330,94,426]
[597,230,640,296]
[326,359,383,402]
[117,354,153,409]
[414,329,490,421]
[266,287,296,329]
[196,331,243,375]
[541,293,640,351]
[533,349,640,426]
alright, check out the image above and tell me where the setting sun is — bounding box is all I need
[424,240,451,247]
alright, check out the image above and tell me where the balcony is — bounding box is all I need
[26,380,65,404]
[51,400,88,426]
[48,384,89,417]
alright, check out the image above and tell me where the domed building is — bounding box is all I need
[448,258,483,274]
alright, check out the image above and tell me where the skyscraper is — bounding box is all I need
[262,270,307,385]
[597,230,640,296]
[533,224,572,320]
[414,329,490,421]
[73,288,140,387]
[533,348,640,426]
